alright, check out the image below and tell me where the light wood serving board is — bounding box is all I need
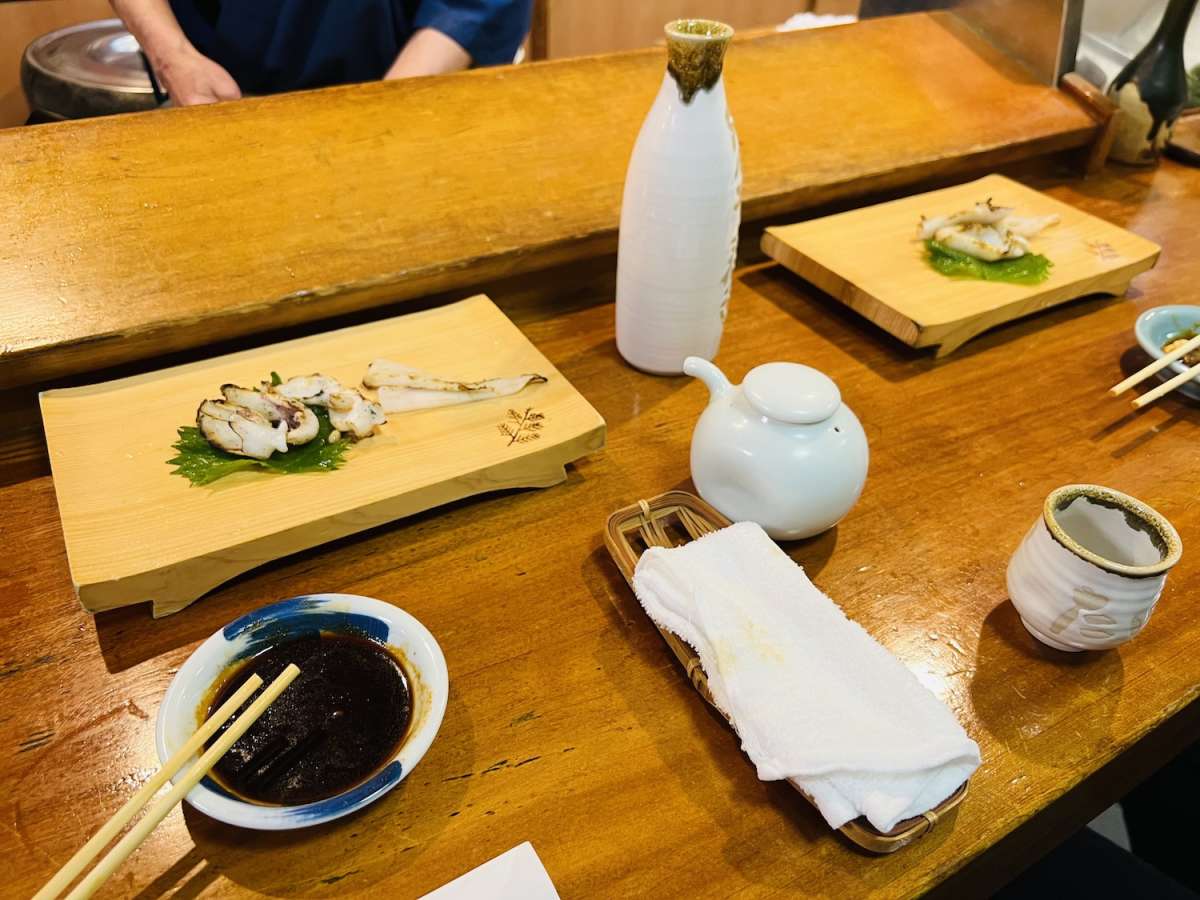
[762,174,1161,356]
[41,295,606,617]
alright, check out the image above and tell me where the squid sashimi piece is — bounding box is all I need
[920,198,1061,261]
[376,374,547,412]
[363,360,547,394]
[274,374,387,439]
[1001,214,1060,238]
[197,400,289,460]
[933,223,1030,261]
[362,360,467,392]
[273,373,344,407]
[365,359,548,413]
[327,389,388,439]
[221,384,319,445]
[918,199,1012,240]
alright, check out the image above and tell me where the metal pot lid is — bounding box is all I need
[23,19,152,94]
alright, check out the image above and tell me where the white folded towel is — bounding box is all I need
[633,521,981,833]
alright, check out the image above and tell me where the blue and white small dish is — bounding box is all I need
[155,593,448,830]
[1135,305,1200,402]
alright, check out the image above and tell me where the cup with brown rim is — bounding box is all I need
[1006,485,1182,652]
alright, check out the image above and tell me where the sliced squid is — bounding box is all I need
[274,373,386,439]
[327,389,388,439]
[918,199,1012,240]
[933,223,1029,261]
[1001,214,1060,238]
[363,360,450,391]
[197,400,289,460]
[364,359,547,413]
[221,384,319,445]
[920,199,1060,261]
[273,374,343,407]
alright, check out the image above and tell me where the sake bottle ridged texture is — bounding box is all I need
[615,20,742,375]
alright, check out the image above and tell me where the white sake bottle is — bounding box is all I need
[615,19,741,375]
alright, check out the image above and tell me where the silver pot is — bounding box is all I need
[22,19,158,121]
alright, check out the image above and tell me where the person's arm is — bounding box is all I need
[384,27,471,80]
[111,0,241,105]
[385,0,532,80]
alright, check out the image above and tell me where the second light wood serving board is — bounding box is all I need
[41,295,606,617]
[762,174,1161,356]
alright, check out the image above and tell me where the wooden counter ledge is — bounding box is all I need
[0,12,1100,391]
[2,159,1199,898]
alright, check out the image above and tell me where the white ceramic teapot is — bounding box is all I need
[683,356,869,540]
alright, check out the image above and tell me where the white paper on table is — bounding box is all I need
[419,842,560,900]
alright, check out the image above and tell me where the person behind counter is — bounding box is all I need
[110,0,533,106]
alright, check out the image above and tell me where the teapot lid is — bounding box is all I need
[742,362,841,424]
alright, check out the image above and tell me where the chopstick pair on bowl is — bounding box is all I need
[34,664,300,900]
[1110,332,1200,408]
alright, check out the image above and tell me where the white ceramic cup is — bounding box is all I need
[1007,485,1182,652]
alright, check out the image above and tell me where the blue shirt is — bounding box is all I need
[170,0,532,95]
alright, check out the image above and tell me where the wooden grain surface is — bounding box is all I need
[535,0,804,58]
[1166,112,1200,166]
[0,12,1101,390]
[40,295,605,616]
[762,174,1162,356]
[2,160,1200,898]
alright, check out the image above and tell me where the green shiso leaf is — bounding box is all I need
[925,239,1052,286]
[169,404,350,486]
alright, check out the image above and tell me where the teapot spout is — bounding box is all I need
[684,356,732,400]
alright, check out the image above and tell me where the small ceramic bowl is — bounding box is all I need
[1007,485,1182,652]
[1134,305,1200,401]
[156,593,448,830]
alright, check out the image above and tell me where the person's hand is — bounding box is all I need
[157,47,241,106]
[385,28,471,80]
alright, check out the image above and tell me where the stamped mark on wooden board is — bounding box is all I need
[499,408,545,446]
[1086,239,1120,261]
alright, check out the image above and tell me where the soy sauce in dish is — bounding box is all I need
[205,633,411,805]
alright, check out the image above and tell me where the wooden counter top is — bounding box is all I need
[0,12,1100,391]
[2,159,1198,898]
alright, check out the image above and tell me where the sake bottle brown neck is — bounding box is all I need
[665,20,733,104]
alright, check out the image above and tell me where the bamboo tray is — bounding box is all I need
[603,491,967,854]
[762,174,1161,356]
[41,295,606,617]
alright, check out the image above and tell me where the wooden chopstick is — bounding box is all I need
[1110,333,1200,396]
[33,673,266,900]
[1132,359,1200,408]
[54,663,300,900]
